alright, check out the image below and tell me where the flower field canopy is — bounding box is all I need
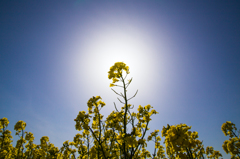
[4,62,240,158]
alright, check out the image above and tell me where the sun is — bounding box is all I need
[68,21,161,113]
[81,28,153,89]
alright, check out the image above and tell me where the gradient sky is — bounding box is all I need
[1,0,240,158]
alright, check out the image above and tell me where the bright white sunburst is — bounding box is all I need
[81,27,154,91]
[68,22,161,113]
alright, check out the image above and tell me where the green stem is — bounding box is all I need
[1,122,5,150]
[120,72,128,159]
[87,134,90,159]
[88,124,107,159]
[132,121,150,157]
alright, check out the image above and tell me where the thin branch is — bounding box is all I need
[130,104,134,109]
[152,137,157,158]
[88,126,107,159]
[123,73,128,80]
[113,102,119,112]
[113,84,124,88]
[111,88,122,97]
[126,78,133,89]
[133,121,150,156]
[117,97,125,104]
[127,109,132,118]
[120,92,125,98]
[127,119,132,125]
[127,90,138,101]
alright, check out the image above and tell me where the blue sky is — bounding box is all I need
[0,0,240,158]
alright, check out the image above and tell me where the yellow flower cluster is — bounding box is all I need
[0,119,62,158]
[0,62,236,159]
[14,120,26,136]
[222,121,237,138]
[87,96,106,114]
[162,123,223,159]
[221,121,240,158]
[147,130,166,159]
[0,117,9,130]
[108,62,129,87]
[137,105,158,123]
[206,146,223,159]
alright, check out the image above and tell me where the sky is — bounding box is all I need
[0,0,240,158]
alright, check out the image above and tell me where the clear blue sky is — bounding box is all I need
[0,0,240,158]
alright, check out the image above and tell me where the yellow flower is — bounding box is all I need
[108,62,130,82]
[14,120,27,135]
[112,78,119,83]
[25,132,34,142]
[0,117,9,129]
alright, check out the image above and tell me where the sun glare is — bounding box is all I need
[68,20,162,112]
[81,27,155,91]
